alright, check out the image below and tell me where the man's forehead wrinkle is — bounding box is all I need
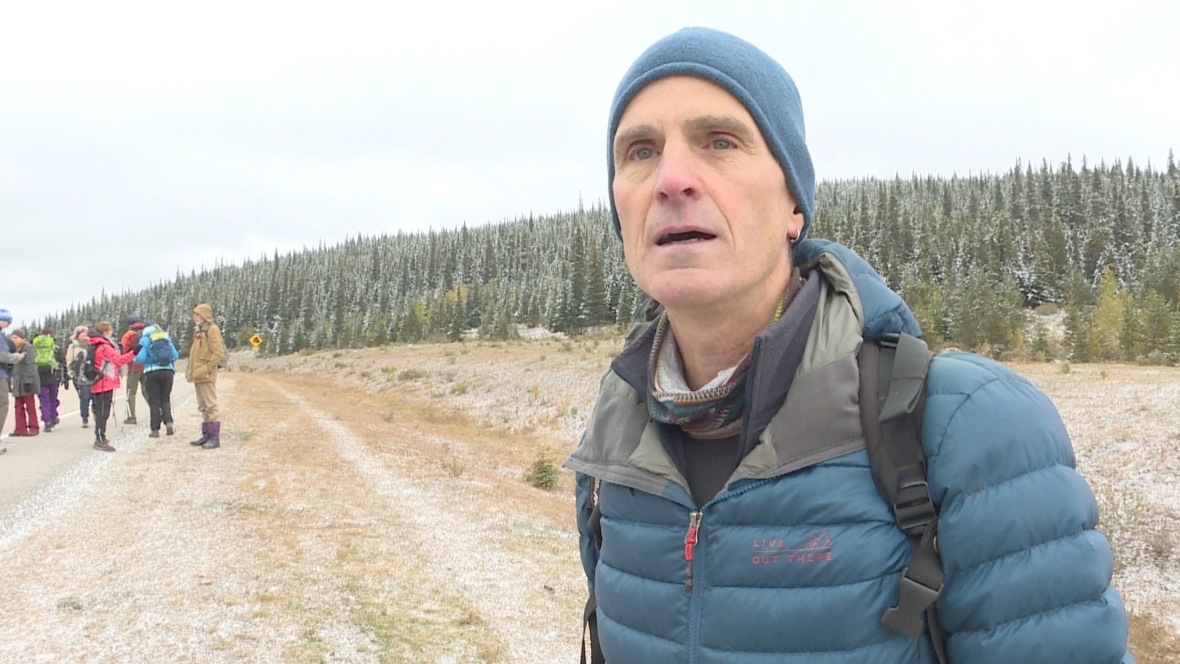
[614,114,757,154]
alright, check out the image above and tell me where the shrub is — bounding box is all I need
[524,455,559,491]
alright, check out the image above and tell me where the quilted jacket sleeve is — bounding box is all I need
[923,353,1133,663]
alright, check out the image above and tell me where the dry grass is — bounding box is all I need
[0,338,1174,662]
[251,344,1179,661]
[1012,361,1180,661]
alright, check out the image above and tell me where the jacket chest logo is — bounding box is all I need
[751,530,832,565]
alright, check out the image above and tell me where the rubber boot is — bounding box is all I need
[190,422,210,446]
[201,422,221,449]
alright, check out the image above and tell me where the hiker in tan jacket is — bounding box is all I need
[185,303,225,449]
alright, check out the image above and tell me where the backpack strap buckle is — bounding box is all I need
[893,470,936,536]
[881,568,943,638]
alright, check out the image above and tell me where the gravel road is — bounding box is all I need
[0,371,582,663]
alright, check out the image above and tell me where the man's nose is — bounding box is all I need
[654,143,702,204]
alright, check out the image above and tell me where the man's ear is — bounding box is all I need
[788,205,805,244]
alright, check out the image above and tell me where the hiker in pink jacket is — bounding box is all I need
[88,321,136,452]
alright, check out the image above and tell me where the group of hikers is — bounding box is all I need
[0,303,225,455]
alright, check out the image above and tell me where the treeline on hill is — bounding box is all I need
[39,151,1180,364]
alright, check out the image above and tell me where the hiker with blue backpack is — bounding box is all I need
[65,326,95,428]
[134,322,179,438]
[565,28,1133,664]
[32,327,66,433]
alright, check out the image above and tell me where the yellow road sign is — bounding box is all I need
[249,334,263,348]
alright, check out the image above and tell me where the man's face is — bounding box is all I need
[193,313,203,325]
[612,76,804,315]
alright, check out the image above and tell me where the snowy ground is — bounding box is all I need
[0,339,1175,662]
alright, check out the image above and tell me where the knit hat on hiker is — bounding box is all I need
[606,27,815,242]
[0,308,12,323]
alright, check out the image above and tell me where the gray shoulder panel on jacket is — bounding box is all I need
[564,371,676,497]
[742,353,866,482]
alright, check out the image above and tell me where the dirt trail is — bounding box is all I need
[3,342,1176,662]
[0,371,583,663]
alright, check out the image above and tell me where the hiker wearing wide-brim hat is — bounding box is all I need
[185,303,225,449]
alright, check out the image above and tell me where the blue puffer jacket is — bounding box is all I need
[566,240,1133,663]
[134,325,180,372]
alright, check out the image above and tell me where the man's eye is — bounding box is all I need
[633,146,655,160]
[711,138,735,150]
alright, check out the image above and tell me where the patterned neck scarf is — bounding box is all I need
[647,276,798,439]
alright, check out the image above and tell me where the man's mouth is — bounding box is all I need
[656,230,716,246]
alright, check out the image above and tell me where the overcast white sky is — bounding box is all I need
[2,0,1177,326]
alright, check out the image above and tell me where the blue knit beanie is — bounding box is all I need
[607,27,815,242]
[0,308,12,323]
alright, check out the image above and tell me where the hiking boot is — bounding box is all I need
[149,430,160,438]
[82,419,89,428]
[44,424,54,433]
[52,417,60,426]
[93,440,115,452]
[190,422,210,446]
[166,423,175,436]
[124,416,137,425]
[201,422,221,449]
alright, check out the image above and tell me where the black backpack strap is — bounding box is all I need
[858,334,947,663]
[582,478,605,664]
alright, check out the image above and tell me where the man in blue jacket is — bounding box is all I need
[565,28,1133,663]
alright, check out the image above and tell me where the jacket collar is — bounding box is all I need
[568,243,914,500]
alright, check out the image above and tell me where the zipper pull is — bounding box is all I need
[684,511,703,594]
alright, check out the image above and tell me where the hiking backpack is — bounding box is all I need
[70,346,101,387]
[148,332,173,366]
[33,334,59,370]
[582,333,946,664]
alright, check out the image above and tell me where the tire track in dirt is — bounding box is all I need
[273,381,581,663]
[0,364,583,663]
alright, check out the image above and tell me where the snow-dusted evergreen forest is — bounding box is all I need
[40,152,1180,363]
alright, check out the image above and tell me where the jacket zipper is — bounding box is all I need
[683,510,702,594]
[685,509,704,664]
[685,479,775,664]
